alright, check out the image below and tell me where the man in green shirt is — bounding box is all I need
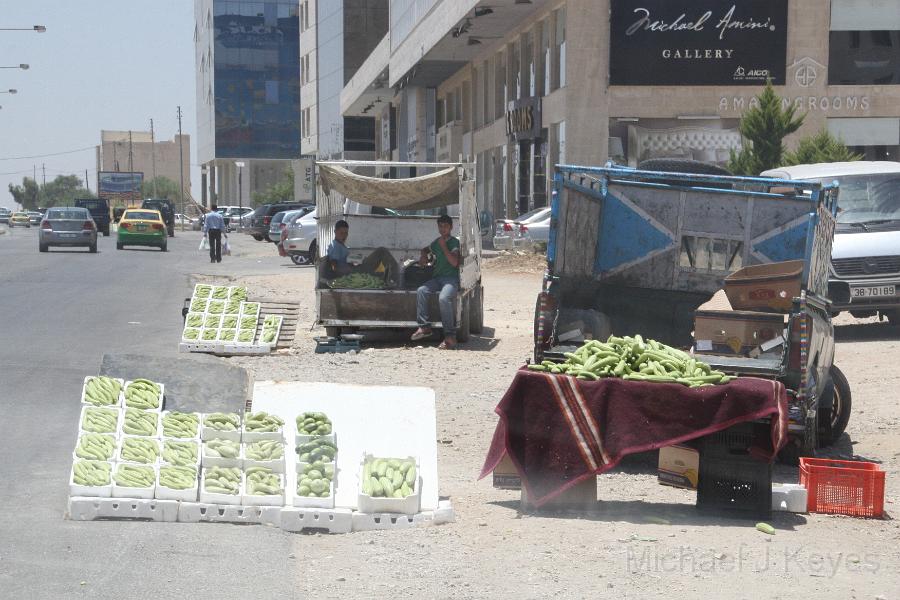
[411,214,461,349]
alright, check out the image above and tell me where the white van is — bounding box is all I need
[761,161,900,324]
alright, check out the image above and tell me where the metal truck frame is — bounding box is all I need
[314,161,484,342]
[534,163,845,460]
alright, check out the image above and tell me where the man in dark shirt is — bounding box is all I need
[411,214,461,349]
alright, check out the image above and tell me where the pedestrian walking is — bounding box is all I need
[203,205,226,263]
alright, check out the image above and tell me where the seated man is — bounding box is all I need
[324,219,352,278]
[411,214,461,349]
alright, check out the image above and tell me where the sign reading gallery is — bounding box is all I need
[609,0,788,86]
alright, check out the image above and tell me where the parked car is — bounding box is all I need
[283,208,318,265]
[27,211,42,225]
[493,207,550,250]
[761,161,900,325]
[117,209,167,251]
[515,214,551,247]
[247,202,313,241]
[141,198,176,237]
[239,207,259,229]
[276,208,315,254]
[8,212,31,228]
[267,210,302,243]
[174,213,194,227]
[0,207,11,224]
[220,206,253,231]
[74,198,111,236]
[39,207,97,253]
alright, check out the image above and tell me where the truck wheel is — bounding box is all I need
[884,310,900,326]
[469,284,484,334]
[456,297,471,343]
[290,254,309,265]
[817,365,852,446]
[89,243,97,253]
[117,242,123,250]
[637,158,733,189]
[252,234,264,241]
[325,326,341,338]
[39,243,48,252]
[103,226,110,237]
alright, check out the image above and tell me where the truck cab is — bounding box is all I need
[74,198,111,236]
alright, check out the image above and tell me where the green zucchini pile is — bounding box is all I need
[529,335,733,387]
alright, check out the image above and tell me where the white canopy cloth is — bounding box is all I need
[317,163,460,210]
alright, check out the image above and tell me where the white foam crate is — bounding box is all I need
[208,286,230,302]
[111,464,157,499]
[242,423,285,443]
[223,343,270,354]
[80,376,125,408]
[280,507,352,534]
[199,468,242,505]
[159,411,201,441]
[220,314,241,329]
[122,381,164,412]
[69,460,114,498]
[259,314,283,347]
[119,408,161,438]
[181,329,203,344]
[72,433,117,463]
[198,329,222,347]
[294,430,336,447]
[177,502,281,526]
[206,297,227,316]
[202,314,223,330]
[216,329,238,344]
[188,298,208,313]
[184,310,206,328]
[155,465,199,501]
[200,413,242,442]
[235,326,257,344]
[357,455,420,515]
[242,472,285,506]
[239,302,260,318]
[228,286,248,301]
[192,283,213,300]
[201,439,242,468]
[351,511,432,531]
[293,478,334,509]
[79,405,122,437]
[159,439,201,468]
[67,497,179,522]
[117,436,161,465]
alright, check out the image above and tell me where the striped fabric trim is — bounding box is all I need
[772,379,787,451]
[545,374,599,470]
[561,375,611,466]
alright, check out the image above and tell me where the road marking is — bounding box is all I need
[128,321,141,325]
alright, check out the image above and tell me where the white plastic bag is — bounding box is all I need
[223,237,231,256]
[199,237,209,251]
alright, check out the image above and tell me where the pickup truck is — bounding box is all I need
[74,198,111,236]
[314,160,484,342]
[141,198,176,237]
[534,163,847,462]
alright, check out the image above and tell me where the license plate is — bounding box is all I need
[60,233,77,238]
[136,224,147,231]
[851,285,896,298]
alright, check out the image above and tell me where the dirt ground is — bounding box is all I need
[206,241,898,599]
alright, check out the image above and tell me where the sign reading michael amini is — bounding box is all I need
[609,1,788,86]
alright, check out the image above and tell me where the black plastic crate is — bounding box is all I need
[700,421,770,457]
[696,452,772,519]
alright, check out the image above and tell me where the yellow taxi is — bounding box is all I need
[9,212,31,228]
[117,209,167,251]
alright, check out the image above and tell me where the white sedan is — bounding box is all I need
[493,207,550,250]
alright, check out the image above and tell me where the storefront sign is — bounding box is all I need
[719,95,872,113]
[506,98,542,141]
[610,1,788,86]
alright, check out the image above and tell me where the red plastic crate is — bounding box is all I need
[799,458,885,518]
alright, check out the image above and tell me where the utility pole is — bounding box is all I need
[150,118,158,197]
[42,163,46,206]
[177,105,185,231]
[34,164,38,208]
[128,131,135,207]
[85,169,90,193]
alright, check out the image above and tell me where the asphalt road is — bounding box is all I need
[0,227,297,599]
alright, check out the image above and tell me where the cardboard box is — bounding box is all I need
[694,309,784,355]
[492,455,522,490]
[658,445,699,489]
[724,260,804,312]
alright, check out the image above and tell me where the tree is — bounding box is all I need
[141,176,183,202]
[251,167,294,206]
[8,174,93,210]
[783,130,863,166]
[727,80,806,175]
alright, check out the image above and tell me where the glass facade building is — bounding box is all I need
[212,1,300,159]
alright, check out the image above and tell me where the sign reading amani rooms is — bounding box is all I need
[609,0,788,86]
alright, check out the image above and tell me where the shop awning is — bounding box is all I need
[317,162,461,210]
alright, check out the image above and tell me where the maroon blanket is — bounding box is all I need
[479,369,788,507]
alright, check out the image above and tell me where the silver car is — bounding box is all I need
[39,206,98,253]
[268,209,312,243]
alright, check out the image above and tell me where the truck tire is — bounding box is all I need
[252,234,264,241]
[470,284,484,334]
[325,326,341,338]
[39,243,48,252]
[637,158,733,189]
[103,226,110,237]
[884,310,900,326]
[817,365,852,447]
[456,296,471,343]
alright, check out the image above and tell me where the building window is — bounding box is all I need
[473,65,482,128]
[510,39,521,100]
[522,30,534,98]
[553,7,566,90]
[829,31,900,84]
[483,59,492,124]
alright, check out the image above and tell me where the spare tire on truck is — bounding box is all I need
[638,158,733,189]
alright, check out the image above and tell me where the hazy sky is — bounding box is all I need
[0,1,197,210]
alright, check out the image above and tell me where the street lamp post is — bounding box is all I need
[0,89,17,94]
[0,26,46,32]
[0,64,28,70]
[235,161,245,231]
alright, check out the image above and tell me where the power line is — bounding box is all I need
[0,145,96,161]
